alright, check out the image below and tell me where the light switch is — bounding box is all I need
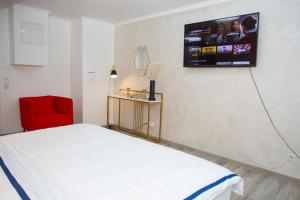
[87,72,96,84]
[3,76,9,90]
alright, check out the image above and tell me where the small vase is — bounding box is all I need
[148,80,156,101]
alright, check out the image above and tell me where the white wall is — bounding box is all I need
[70,17,114,126]
[0,8,71,134]
[71,18,83,124]
[114,0,300,179]
[82,17,114,126]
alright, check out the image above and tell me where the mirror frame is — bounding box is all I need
[134,46,150,77]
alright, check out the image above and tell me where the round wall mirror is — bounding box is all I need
[134,46,150,77]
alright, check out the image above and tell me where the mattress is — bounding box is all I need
[0,124,243,200]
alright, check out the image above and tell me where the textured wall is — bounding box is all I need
[114,0,300,178]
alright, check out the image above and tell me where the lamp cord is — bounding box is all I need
[249,67,300,160]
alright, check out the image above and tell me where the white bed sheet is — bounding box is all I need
[0,124,243,200]
[0,163,21,200]
[214,188,231,200]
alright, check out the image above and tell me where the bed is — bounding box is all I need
[0,124,243,200]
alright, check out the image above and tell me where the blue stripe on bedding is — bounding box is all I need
[0,156,31,200]
[184,173,237,200]
[0,155,237,200]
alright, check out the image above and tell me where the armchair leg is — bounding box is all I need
[23,129,26,132]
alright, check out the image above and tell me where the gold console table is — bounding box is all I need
[107,89,163,142]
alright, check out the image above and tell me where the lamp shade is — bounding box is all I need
[110,66,118,78]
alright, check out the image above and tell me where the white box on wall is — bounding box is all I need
[11,4,49,66]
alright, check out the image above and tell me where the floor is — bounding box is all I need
[161,140,300,200]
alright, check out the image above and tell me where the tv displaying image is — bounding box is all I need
[184,13,259,67]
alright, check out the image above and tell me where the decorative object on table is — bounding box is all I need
[110,65,118,78]
[134,46,150,77]
[147,63,160,101]
[126,87,131,97]
[148,80,156,101]
[142,89,147,100]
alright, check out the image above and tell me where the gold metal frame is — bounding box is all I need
[107,89,163,143]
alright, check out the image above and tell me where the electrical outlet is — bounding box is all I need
[149,122,155,128]
[288,153,296,161]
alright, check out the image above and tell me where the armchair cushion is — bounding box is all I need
[34,96,56,115]
[34,114,73,130]
[53,96,73,115]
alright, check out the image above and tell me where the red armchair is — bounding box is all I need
[19,96,74,131]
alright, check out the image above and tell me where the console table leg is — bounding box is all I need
[147,103,151,140]
[107,96,110,127]
[159,103,162,142]
[118,99,121,129]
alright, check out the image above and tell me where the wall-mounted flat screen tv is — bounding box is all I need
[184,13,259,67]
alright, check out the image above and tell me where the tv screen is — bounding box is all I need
[184,13,259,67]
